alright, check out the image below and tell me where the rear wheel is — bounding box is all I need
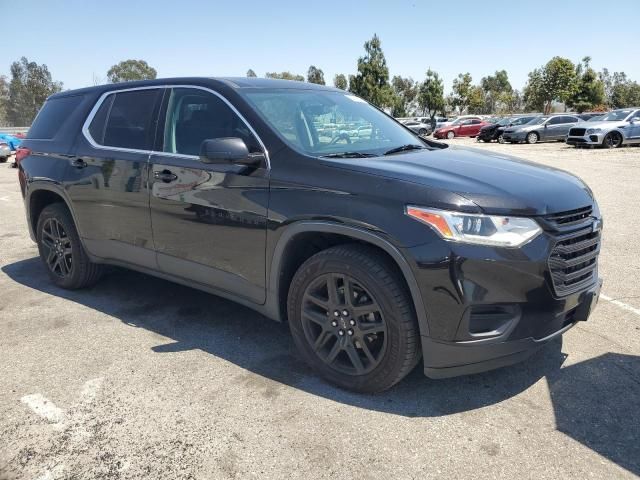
[418,128,427,136]
[497,134,505,144]
[36,203,103,289]
[602,131,622,148]
[526,132,539,144]
[287,245,421,393]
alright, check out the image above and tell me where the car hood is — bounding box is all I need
[576,120,627,129]
[326,146,594,216]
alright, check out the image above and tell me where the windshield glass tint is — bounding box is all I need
[601,110,633,121]
[243,90,421,156]
[512,116,534,126]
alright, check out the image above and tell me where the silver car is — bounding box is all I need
[566,108,640,148]
[0,141,11,163]
[403,120,432,136]
[502,114,582,144]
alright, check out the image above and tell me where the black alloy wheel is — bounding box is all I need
[301,273,387,375]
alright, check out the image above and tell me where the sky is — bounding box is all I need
[3,0,640,93]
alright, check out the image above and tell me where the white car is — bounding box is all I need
[566,108,640,148]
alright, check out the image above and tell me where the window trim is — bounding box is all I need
[81,84,271,169]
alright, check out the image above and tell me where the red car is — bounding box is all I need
[434,117,488,139]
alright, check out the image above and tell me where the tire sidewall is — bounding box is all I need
[288,251,410,392]
[36,204,84,288]
[527,132,538,144]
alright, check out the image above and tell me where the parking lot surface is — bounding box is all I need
[1,139,639,479]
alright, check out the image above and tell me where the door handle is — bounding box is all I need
[71,158,87,169]
[154,170,178,183]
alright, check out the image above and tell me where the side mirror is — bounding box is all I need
[199,137,264,166]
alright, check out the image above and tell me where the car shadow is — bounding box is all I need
[2,257,639,474]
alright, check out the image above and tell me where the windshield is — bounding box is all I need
[588,115,604,122]
[600,110,634,121]
[242,89,423,157]
[497,118,511,126]
[525,116,548,125]
[512,116,535,126]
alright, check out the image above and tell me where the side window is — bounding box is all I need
[548,116,563,125]
[88,89,161,150]
[471,119,482,124]
[29,95,84,139]
[163,88,259,156]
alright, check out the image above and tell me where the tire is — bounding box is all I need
[36,203,103,289]
[526,132,539,144]
[287,244,421,393]
[602,131,622,149]
[418,128,427,136]
[0,157,7,163]
[497,134,505,144]
[446,131,455,140]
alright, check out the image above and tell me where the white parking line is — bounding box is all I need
[20,393,65,424]
[601,294,640,317]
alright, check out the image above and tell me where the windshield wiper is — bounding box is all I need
[320,152,377,158]
[383,144,426,155]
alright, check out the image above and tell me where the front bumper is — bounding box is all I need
[566,133,604,146]
[422,279,601,378]
[502,131,527,142]
[404,221,602,378]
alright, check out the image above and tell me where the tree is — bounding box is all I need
[467,86,487,114]
[450,73,473,114]
[599,69,640,108]
[417,69,445,125]
[265,71,305,81]
[523,58,578,114]
[498,89,524,114]
[333,74,348,90]
[348,34,394,108]
[390,76,418,117]
[107,59,157,83]
[7,57,63,126]
[246,69,257,78]
[481,70,512,113]
[567,57,605,112]
[0,76,8,125]
[307,66,325,85]
[523,68,546,112]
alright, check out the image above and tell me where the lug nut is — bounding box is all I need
[331,320,338,327]
[338,329,345,336]
[347,329,354,336]
[349,319,356,326]
[334,311,340,317]
[342,310,349,316]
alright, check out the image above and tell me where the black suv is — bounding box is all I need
[19,78,603,392]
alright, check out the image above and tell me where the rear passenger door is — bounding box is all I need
[148,87,269,304]
[67,87,164,268]
[545,116,576,140]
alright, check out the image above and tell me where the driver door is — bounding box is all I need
[148,87,269,303]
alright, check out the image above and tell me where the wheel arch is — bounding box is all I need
[268,221,430,337]
[27,183,78,242]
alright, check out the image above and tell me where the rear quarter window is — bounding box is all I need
[28,95,84,139]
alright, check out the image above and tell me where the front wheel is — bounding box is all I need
[418,128,427,136]
[603,132,622,148]
[497,134,505,144]
[287,245,421,393]
[446,131,455,140]
[526,132,539,144]
[36,203,103,289]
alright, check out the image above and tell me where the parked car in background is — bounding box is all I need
[0,133,23,151]
[403,120,432,136]
[433,117,487,139]
[434,116,450,130]
[0,141,11,162]
[477,115,538,143]
[566,108,640,148]
[502,114,581,144]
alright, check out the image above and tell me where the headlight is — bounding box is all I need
[406,206,542,247]
[586,128,601,134]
